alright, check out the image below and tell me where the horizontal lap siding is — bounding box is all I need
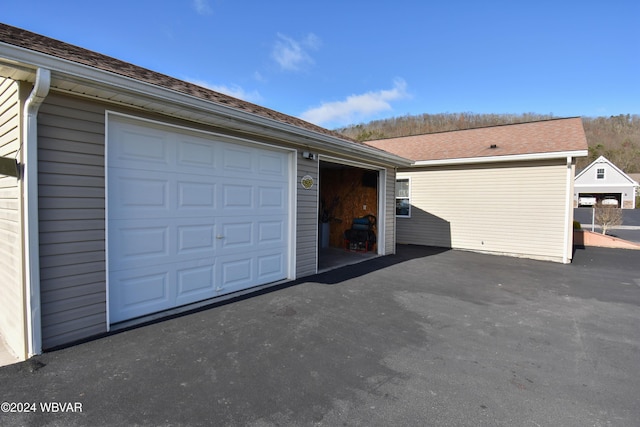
[0,78,25,358]
[384,168,396,254]
[34,93,395,347]
[38,94,107,349]
[398,161,568,261]
[296,158,318,277]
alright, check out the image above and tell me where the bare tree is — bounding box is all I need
[594,203,623,235]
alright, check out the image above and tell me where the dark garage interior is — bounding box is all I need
[318,161,379,270]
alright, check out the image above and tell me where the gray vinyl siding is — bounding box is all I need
[38,94,107,349]
[36,94,327,347]
[397,160,570,262]
[296,157,319,277]
[383,168,396,254]
[34,92,401,349]
[0,78,26,358]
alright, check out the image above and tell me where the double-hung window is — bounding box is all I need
[396,178,411,217]
[596,168,605,179]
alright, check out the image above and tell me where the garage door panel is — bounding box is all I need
[258,186,285,209]
[218,181,287,214]
[177,137,218,171]
[175,263,216,305]
[177,180,217,210]
[110,172,170,215]
[217,249,285,293]
[109,218,171,267]
[113,223,169,263]
[257,253,285,280]
[110,124,171,171]
[217,250,285,293]
[220,221,253,248]
[108,117,290,323]
[109,268,172,323]
[221,145,255,173]
[258,220,285,244]
[258,152,288,178]
[110,218,216,271]
[219,257,253,292]
[219,144,289,182]
[217,218,285,250]
[222,184,253,209]
[112,171,222,219]
[177,223,216,255]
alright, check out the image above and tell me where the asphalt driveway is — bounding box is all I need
[1,245,639,426]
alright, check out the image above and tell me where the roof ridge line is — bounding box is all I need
[367,116,582,141]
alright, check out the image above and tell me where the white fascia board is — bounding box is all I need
[574,183,636,188]
[0,42,411,167]
[411,150,588,167]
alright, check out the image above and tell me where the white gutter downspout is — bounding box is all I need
[23,68,50,356]
[562,156,573,264]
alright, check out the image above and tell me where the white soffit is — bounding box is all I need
[412,150,588,167]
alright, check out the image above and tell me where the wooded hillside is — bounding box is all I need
[336,113,640,173]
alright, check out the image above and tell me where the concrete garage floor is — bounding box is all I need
[318,246,378,272]
[0,245,639,426]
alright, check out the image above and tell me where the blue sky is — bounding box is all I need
[4,0,639,129]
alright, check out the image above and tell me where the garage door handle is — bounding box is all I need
[216,235,225,239]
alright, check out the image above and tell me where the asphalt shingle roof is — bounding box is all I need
[364,117,588,162]
[0,23,354,143]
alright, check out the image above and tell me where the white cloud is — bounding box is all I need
[187,78,263,104]
[271,33,321,71]
[299,79,410,127]
[253,71,267,83]
[193,0,213,15]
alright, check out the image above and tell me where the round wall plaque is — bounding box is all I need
[301,175,314,189]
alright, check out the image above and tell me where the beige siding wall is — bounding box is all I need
[296,158,319,277]
[38,94,107,349]
[398,160,570,262]
[0,78,26,358]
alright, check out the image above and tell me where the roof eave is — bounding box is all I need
[0,41,412,167]
[411,150,589,167]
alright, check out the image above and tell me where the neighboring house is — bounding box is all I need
[0,24,412,360]
[630,174,640,206]
[366,118,588,264]
[574,156,638,209]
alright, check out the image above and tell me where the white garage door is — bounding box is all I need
[107,116,291,323]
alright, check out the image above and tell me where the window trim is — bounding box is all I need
[596,168,605,179]
[395,177,411,218]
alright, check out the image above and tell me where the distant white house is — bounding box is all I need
[574,156,639,209]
